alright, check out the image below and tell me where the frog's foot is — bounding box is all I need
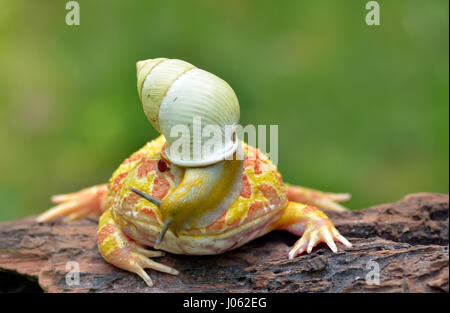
[98,209,179,287]
[286,184,351,212]
[273,201,352,259]
[37,184,107,222]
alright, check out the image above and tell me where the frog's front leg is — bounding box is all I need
[97,209,179,287]
[272,202,352,259]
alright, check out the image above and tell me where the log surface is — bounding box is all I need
[0,193,448,293]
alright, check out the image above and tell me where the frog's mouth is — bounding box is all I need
[130,154,243,249]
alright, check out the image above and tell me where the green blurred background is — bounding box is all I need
[0,0,448,221]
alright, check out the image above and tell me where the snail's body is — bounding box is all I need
[38,58,352,287]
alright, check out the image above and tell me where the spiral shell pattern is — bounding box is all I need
[136,58,240,167]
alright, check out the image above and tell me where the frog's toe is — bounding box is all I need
[134,245,166,258]
[287,228,321,259]
[98,209,179,287]
[132,252,179,287]
[38,184,107,222]
[288,225,352,259]
[286,184,351,212]
[276,202,352,259]
[331,227,352,248]
[319,228,338,253]
[288,233,309,259]
[101,239,179,288]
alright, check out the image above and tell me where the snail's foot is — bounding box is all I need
[273,201,352,258]
[98,209,179,287]
[37,184,107,222]
[286,184,351,212]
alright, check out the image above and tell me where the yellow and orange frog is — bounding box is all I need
[38,58,352,287]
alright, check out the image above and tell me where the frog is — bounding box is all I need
[37,58,352,287]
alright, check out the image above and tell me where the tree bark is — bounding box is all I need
[0,193,448,293]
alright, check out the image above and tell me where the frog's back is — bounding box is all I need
[105,135,287,255]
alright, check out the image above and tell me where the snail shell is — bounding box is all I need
[136,58,240,167]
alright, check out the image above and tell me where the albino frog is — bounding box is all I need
[38,58,352,287]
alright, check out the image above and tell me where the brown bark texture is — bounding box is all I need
[0,193,448,293]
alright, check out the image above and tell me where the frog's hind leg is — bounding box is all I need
[98,209,178,287]
[37,184,107,222]
[286,184,351,212]
[272,201,352,259]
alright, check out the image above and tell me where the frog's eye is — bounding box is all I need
[158,159,168,172]
[130,187,161,207]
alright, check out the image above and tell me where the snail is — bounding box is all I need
[137,58,240,167]
[136,58,244,246]
[38,58,351,287]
